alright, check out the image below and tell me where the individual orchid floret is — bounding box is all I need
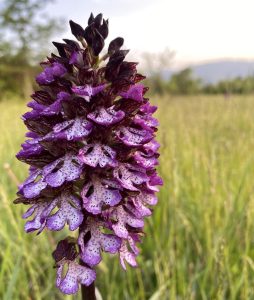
[87,106,125,126]
[53,239,96,295]
[115,126,153,146]
[22,201,49,233]
[125,196,152,218]
[56,259,96,294]
[113,163,148,191]
[81,176,122,214]
[72,84,106,101]
[79,143,117,168]
[49,117,93,141]
[120,84,145,102]
[18,168,47,199]
[45,191,84,231]
[133,149,159,169]
[111,205,144,239]
[78,218,121,266]
[22,191,83,233]
[119,233,141,270]
[36,62,67,85]
[17,136,44,158]
[15,13,162,296]
[23,92,70,120]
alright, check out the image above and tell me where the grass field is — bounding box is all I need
[1,95,254,300]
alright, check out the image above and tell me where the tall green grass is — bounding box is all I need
[1,95,254,299]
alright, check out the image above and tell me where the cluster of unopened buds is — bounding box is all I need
[15,13,162,295]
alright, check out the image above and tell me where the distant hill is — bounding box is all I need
[192,60,254,84]
[164,60,254,84]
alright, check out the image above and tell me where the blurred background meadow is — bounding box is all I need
[1,0,254,299]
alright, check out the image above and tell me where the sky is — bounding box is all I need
[46,0,254,68]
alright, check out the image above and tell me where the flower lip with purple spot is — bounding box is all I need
[78,218,121,267]
[116,125,154,147]
[56,260,96,295]
[87,106,125,126]
[49,117,93,141]
[81,176,122,214]
[113,163,149,191]
[111,205,144,239]
[22,191,83,233]
[79,143,117,168]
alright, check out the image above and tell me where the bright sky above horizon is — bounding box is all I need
[47,0,254,68]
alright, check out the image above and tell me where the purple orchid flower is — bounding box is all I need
[78,218,121,267]
[120,84,145,102]
[72,84,106,101]
[15,13,162,296]
[36,62,67,85]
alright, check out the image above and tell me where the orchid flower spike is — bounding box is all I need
[15,13,162,295]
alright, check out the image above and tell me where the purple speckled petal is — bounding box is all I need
[19,169,47,199]
[41,92,70,116]
[22,192,83,233]
[126,196,152,218]
[111,206,144,239]
[79,143,117,168]
[101,233,121,253]
[72,84,106,101]
[119,234,140,270]
[56,260,96,295]
[42,157,62,176]
[82,176,122,214]
[23,92,70,120]
[22,101,44,119]
[17,137,44,158]
[140,102,157,114]
[22,180,47,199]
[137,190,158,206]
[146,171,163,192]
[120,84,144,102]
[36,63,67,85]
[51,117,93,141]
[46,193,83,231]
[18,169,40,193]
[22,202,48,233]
[133,113,159,131]
[87,106,125,126]
[115,126,153,146]
[133,150,158,169]
[45,154,82,187]
[113,163,148,191]
[143,139,160,155]
[78,218,121,267]
[20,155,82,198]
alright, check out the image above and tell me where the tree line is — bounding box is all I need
[146,67,254,95]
